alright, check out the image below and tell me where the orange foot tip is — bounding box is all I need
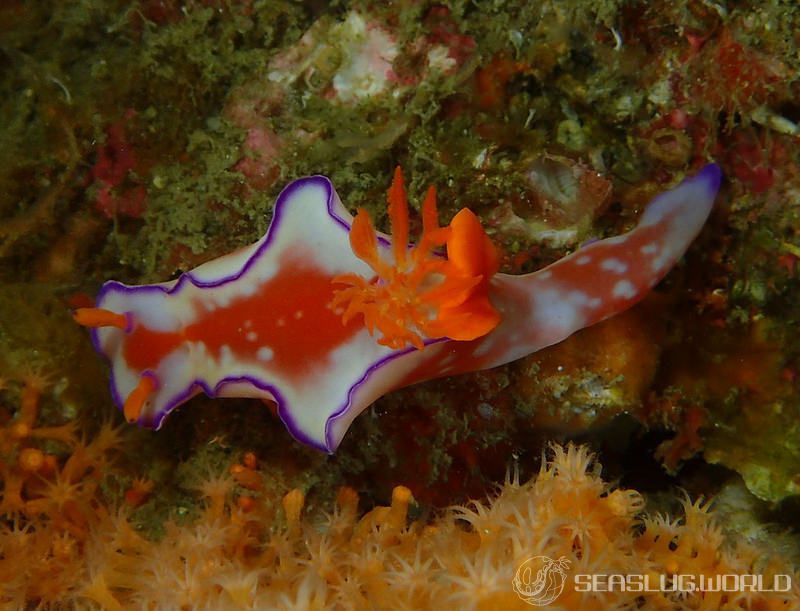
[73,307,129,330]
[123,375,157,423]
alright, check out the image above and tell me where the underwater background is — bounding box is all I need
[1,0,799,608]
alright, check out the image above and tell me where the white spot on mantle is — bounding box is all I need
[612,280,637,299]
[535,288,584,334]
[257,346,274,361]
[600,258,629,274]
[220,345,234,365]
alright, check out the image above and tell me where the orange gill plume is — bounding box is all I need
[331,167,501,350]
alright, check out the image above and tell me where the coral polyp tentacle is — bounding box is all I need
[73,308,129,330]
[331,166,502,350]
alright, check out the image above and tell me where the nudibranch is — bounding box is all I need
[75,164,721,452]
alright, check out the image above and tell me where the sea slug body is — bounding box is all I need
[76,165,722,452]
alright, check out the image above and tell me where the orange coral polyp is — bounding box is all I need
[332,167,501,350]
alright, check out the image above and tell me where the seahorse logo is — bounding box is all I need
[512,555,571,606]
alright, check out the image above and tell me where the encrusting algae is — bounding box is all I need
[2,428,797,609]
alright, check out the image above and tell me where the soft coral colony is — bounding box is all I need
[2,442,797,608]
[75,165,722,451]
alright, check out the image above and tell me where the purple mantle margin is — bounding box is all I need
[89,175,437,452]
[88,165,722,452]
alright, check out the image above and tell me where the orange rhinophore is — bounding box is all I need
[331,166,501,350]
[73,307,129,330]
